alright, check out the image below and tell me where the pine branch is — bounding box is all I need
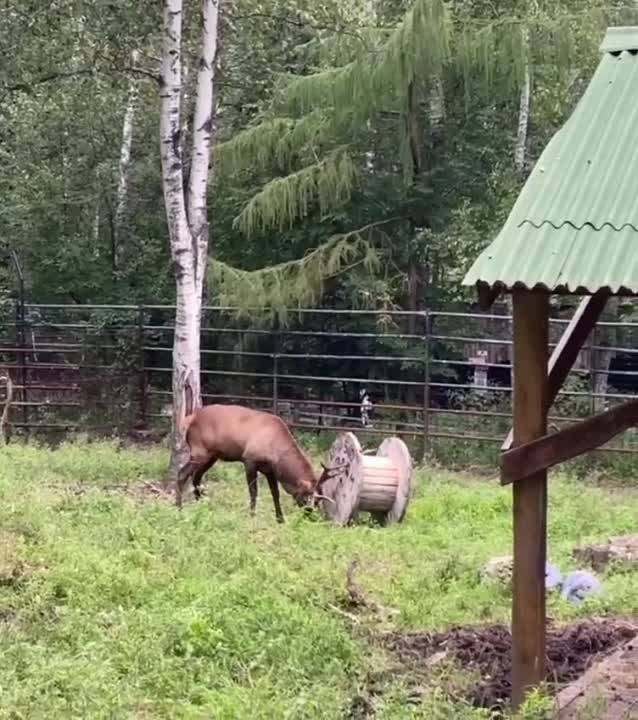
[218,0,618,240]
[234,149,356,236]
[217,111,328,176]
[210,225,387,323]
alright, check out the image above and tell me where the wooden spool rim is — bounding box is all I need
[375,436,413,524]
[320,432,413,526]
[320,431,362,525]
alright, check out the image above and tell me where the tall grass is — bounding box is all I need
[0,440,636,718]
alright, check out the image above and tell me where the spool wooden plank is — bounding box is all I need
[320,432,362,525]
[320,432,414,526]
[377,437,413,524]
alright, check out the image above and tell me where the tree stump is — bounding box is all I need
[320,432,413,526]
[573,535,638,573]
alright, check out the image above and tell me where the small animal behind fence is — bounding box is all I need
[360,388,373,427]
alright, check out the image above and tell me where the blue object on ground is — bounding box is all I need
[545,562,563,590]
[561,570,602,604]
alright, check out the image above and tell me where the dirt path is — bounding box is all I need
[556,637,638,719]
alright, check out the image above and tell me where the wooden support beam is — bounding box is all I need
[477,282,501,310]
[502,292,608,454]
[511,290,549,710]
[501,398,638,484]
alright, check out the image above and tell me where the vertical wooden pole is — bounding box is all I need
[422,310,430,460]
[137,305,147,428]
[511,290,549,709]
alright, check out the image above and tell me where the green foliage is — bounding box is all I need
[217,110,329,176]
[3,0,638,318]
[234,149,356,234]
[1,441,637,717]
[212,227,380,322]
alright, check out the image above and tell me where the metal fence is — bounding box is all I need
[2,300,638,459]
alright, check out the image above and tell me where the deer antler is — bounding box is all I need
[313,493,335,504]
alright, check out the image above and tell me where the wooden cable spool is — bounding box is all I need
[319,432,413,526]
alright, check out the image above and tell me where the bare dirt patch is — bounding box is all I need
[385,618,638,713]
[556,636,638,719]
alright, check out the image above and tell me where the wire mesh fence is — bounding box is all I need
[2,300,638,459]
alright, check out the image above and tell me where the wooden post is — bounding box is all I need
[511,290,549,709]
[272,353,279,416]
[137,305,147,428]
[422,310,430,460]
[502,292,608,453]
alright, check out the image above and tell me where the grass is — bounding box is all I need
[0,440,637,719]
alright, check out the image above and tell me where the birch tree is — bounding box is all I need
[514,27,530,173]
[159,0,220,479]
[114,49,140,268]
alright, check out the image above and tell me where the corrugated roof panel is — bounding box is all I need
[600,26,638,52]
[463,27,638,296]
[467,223,638,294]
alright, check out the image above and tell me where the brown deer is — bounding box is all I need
[175,404,338,522]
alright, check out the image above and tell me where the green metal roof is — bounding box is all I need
[463,27,638,296]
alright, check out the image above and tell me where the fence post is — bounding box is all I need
[422,309,430,460]
[272,352,279,415]
[589,324,596,416]
[13,254,28,437]
[137,305,147,427]
[272,320,280,416]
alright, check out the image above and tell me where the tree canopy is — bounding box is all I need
[1,0,635,318]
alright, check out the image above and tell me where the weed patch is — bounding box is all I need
[0,441,637,717]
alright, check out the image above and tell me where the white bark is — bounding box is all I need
[114,49,140,268]
[514,28,531,174]
[159,0,220,479]
[180,61,191,158]
[93,196,100,247]
[187,0,219,299]
[427,74,446,131]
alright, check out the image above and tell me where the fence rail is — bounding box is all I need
[2,300,638,460]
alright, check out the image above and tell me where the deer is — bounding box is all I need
[175,403,339,522]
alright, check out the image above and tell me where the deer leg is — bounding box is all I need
[265,472,285,524]
[192,457,216,501]
[245,463,259,516]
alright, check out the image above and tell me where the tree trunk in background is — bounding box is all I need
[427,73,446,145]
[159,0,220,481]
[514,28,530,174]
[114,49,140,269]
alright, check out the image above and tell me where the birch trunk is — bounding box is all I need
[427,74,445,144]
[114,49,140,269]
[92,197,100,247]
[514,28,531,174]
[187,0,218,299]
[159,0,221,480]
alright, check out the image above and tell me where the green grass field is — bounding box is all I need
[1,440,637,719]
